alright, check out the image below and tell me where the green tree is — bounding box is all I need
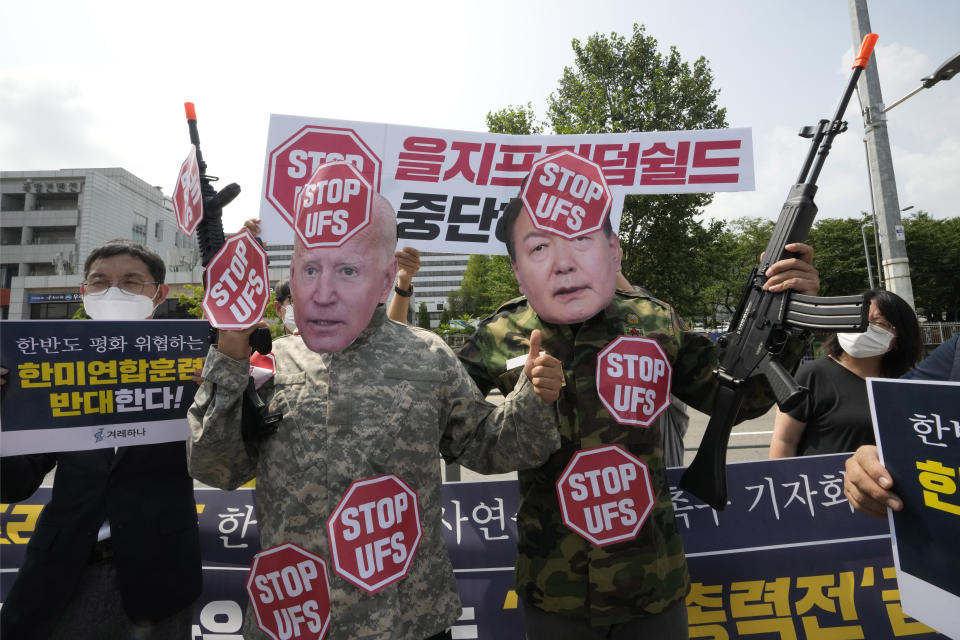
[417,302,431,329]
[699,217,775,326]
[439,308,451,326]
[448,254,520,318]
[487,24,729,319]
[806,215,874,297]
[904,212,960,321]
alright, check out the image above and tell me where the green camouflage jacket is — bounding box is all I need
[188,307,560,640]
[458,290,805,626]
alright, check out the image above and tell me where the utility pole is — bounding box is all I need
[849,0,915,308]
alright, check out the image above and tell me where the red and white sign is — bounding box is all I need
[293,161,372,248]
[172,145,202,236]
[520,150,612,239]
[596,336,672,427]
[555,445,655,546]
[202,229,270,330]
[249,352,277,389]
[327,474,422,593]
[265,125,382,229]
[246,543,331,640]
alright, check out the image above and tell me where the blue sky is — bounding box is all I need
[2,0,957,231]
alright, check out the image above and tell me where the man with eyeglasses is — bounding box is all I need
[1,239,202,639]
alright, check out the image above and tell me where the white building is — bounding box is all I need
[1,168,199,320]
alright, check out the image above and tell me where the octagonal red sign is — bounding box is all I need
[246,542,331,640]
[202,229,270,330]
[327,474,422,593]
[265,125,382,228]
[293,161,372,248]
[556,445,655,546]
[596,336,672,427]
[520,149,612,239]
[172,144,202,236]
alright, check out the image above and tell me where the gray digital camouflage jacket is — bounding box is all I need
[187,308,560,640]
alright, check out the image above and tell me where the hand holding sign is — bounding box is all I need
[524,330,564,403]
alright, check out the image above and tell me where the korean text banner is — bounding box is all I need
[869,378,960,639]
[0,320,208,456]
[259,115,755,254]
[2,455,944,638]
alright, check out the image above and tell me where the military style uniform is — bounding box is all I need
[188,308,560,640]
[458,290,806,627]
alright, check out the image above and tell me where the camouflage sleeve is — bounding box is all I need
[671,329,812,421]
[186,346,258,489]
[456,326,499,396]
[439,344,560,475]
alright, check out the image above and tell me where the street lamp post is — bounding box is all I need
[860,223,875,290]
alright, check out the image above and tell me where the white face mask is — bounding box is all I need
[837,324,894,358]
[83,287,158,321]
[283,304,297,333]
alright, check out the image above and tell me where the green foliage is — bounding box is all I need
[173,284,206,319]
[807,215,873,296]
[448,255,520,319]
[903,212,960,320]
[486,103,542,135]
[417,302,431,329]
[439,308,451,326]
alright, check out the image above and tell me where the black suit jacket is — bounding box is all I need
[0,441,202,639]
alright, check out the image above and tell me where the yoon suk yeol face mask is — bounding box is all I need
[83,287,159,321]
[837,324,894,358]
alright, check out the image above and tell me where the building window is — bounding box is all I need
[1,227,22,245]
[155,221,164,241]
[132,213,148,244]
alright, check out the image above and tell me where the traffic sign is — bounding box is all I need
[555,445,655,546]
[172,145,202,236]
[265,125,382,228]
[246,542,331,640]
[201,229,270,330]
[293,161,372,248]
[519,150,612,239]
[327,474,422,593]
[596,336,672,427]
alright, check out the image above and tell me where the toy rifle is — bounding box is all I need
[678,34,879,510]
[184,103,280,448]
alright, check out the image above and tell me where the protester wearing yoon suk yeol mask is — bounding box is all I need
[0,239,201,639]
[770,288,922,458]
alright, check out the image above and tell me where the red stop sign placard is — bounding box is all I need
[294,161,372,248]
[265,126,382,228]
[596,336,672,427]
[202,229,270,330]
[520,150,612,239]
[172,145,202,236]
[246,543,331,640]
[327,474,422,593]
[556,445,655,546]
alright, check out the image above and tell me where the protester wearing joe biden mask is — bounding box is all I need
[1,239,201,640]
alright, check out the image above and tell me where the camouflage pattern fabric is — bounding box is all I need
[188,307,560,640]
[458,290,809,626]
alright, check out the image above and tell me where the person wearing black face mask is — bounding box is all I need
[770,289,922,458]
[0,240,202,640]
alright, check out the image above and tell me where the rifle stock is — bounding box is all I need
[678,35,878,510]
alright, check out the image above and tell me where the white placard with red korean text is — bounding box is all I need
[173,145,202,236]
[260,115,754,254]
[247,543,332,640]
[202,229,270,330]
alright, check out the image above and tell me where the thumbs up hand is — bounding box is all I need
[523,330,563,403]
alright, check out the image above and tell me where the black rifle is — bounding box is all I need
[678,34,879,510]
[184,102,280,447]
